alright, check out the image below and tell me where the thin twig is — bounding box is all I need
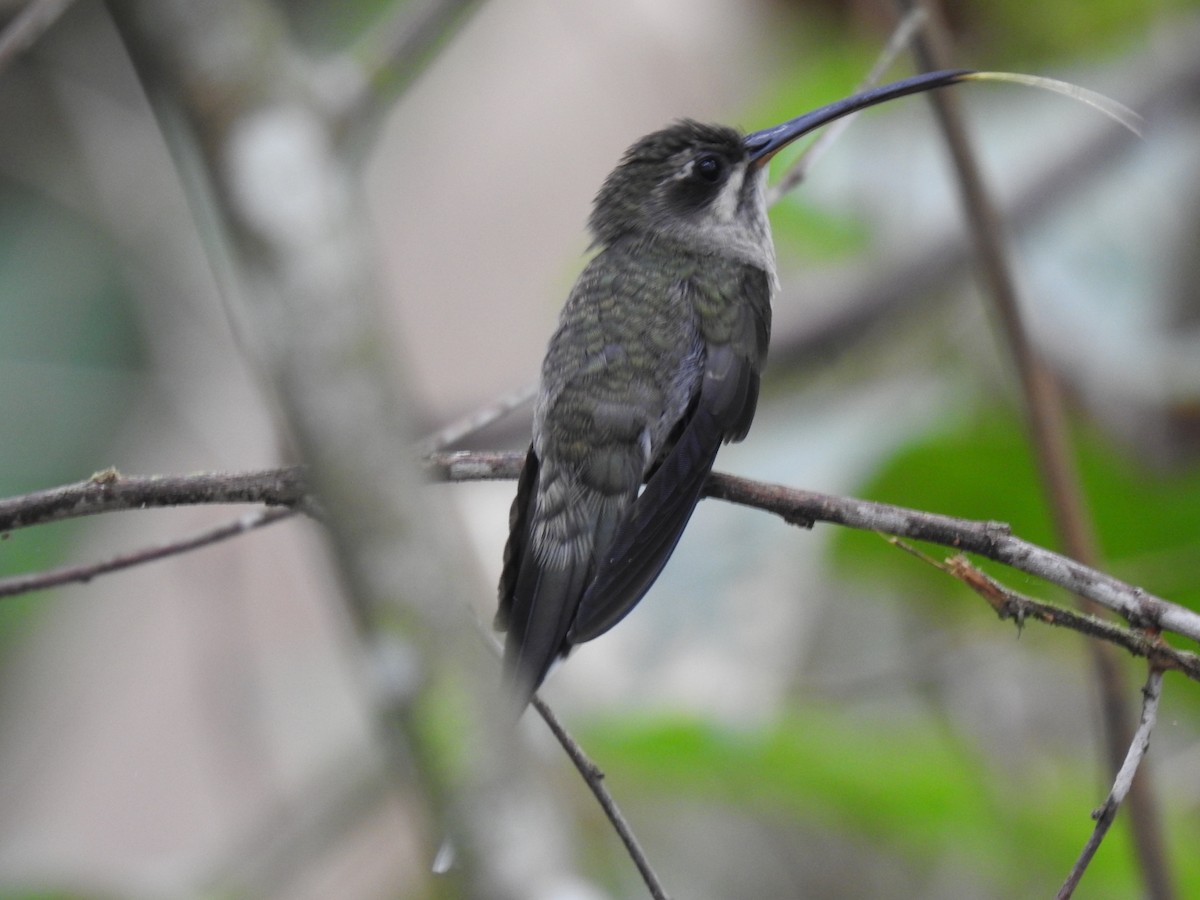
[357,0,479,85]
[703,473,1200,648]
[888,540,1200,681]
[0,0,76,75]
[341,0,482,142]
[768,30,1192,379]
[0,507,296,599]
[766,5,927,206]
[532,695,669,900]
[415,381,537,454]
[1057,668,1165,899]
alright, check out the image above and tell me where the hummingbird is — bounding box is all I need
[494,69,1001,714]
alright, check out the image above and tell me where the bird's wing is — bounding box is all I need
[494,443,538,636]
[495,443,601,712]
[567,338,758,644]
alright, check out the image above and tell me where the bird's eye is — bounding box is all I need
[694,154,723,183]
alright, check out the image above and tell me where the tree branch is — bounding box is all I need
[765,5,928,206]
[704,470,1200,648]
[0,451,1193,895]
[425,450,1200,649]
[340,0,483,146]
[415,382,537,454]
[6,459,1197,655]
[0,467,307,532]
[105,0,582,895]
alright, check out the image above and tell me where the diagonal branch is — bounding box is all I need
[890,542,1200,681]
[1058,668,1165,899]
[416,382,537,454]
[532,695,669,900]
[0,507,296,598]
[766,4,928,206]
[0,0,75,75]
[339,0,483,146]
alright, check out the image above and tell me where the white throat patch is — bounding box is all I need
[711,166,745,224]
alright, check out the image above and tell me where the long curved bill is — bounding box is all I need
[744,68,1142,167]
[744,69,973,166]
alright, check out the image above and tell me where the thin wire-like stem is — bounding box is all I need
[1057,668,1165,899]
[0,507,296,598]
[532,695,669,900]
[889,541,1200,680]
[766,5,927,206]
[341,0,483,147]
[415,381,537,454]
[0,0,76,75]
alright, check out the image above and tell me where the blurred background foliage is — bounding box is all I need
[1,0,1199,897]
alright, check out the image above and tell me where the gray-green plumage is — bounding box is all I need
[496,121,775,713]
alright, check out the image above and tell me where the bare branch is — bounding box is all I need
[0,507,296,599]
[341,0,483,142]
[0,467,307,532]
[416,381,537,454]
[898,0,1106,570]
[1057,668,1165,899]
[532,695,669,900]
[765,5,927,206]
[0,452,1192,893]
[0,0,75,75]
[7,458,1198,656]
[425,451,1200,649]
[890,542,1200,681]
[706,469,1200,648]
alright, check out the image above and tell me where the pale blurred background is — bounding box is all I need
[1,0,1199,897]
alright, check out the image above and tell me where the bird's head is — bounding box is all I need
[588,120,774,268]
